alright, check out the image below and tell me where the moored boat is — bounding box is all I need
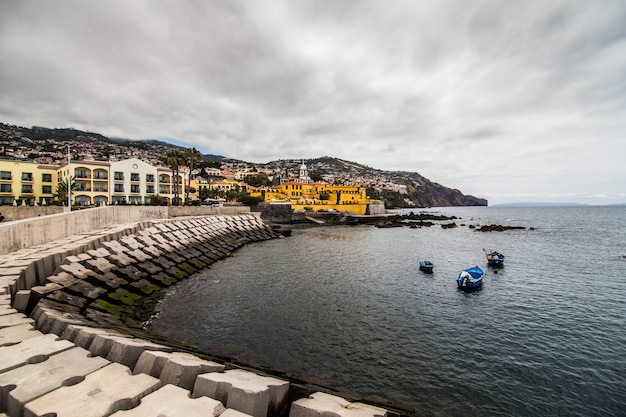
[483,248,505,267]
[419,260,434,273]
[456,266,484,290]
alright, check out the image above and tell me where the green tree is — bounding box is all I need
[310,172,323,182]
[162,150,184,205]
[237,195,264,206]
[183,148,203,202]
[244,173,271,187]
[53,176,77,205]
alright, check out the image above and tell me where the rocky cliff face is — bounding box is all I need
[401,172,487,207]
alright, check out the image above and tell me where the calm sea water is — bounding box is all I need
[149,206,626,416]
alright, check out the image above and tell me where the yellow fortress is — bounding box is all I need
[262,161,378,215]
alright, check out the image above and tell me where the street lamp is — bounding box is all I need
[67,145,71,208]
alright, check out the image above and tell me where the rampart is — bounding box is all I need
[0,209,393,417]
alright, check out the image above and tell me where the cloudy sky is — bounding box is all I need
[1,0,625,205]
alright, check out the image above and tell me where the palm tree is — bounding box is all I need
[53,176,77,205]
[162,150,184,205]
[183,148,203,202]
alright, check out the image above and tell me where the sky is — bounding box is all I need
[1,0,625,205]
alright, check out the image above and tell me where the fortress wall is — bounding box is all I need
[0,213,393,417]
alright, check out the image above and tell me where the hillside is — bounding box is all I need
[0,122,487,207]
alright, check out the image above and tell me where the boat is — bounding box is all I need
[419,260,434,273]
[456,266,484,290]
[483,248,505,267]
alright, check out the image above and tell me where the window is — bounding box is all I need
[21,184,33,193]
[94,184,106,192]
[42,185,52,194]
[146,185,155,194]
[21,172,33,181]
[0,184,11,193]
[114,184,124,193]
[114,172,124,181]
[0,171,11,180]
[42,173,52,182]
[75,183,86,191]
[146,174,155,182]
[131,184,140,193]
[75,169,87,178]
[94,171,107,180]
[131,173,140,182]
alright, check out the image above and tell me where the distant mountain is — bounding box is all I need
[1,122,487,207]
[491,202,590,207]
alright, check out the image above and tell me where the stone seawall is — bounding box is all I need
[0,214,393,417]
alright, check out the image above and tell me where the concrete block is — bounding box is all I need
[135,261,162,275]
[66,279,108,300]
[192,369,289,417]
[0,276,19,296]
[65,253,92,263]
[135,235,158,247]
[127,249,152,262]
[0,333,74,373]
[117,265,147,281]
[22,362,161,417]
[91,271,128,289]
[0,313,34,330]
[86,247,112,258]
[12,290,30,313]
[109,383,226,417]
[0,304,17,316]
[40,309,85,337]
[0,347,110,417]
[289,392,389,417]
[141,245,163,258]
[108,253,136,267]
[133,350,172,377]
[67,326,129,350]
[221,409,254,417]
[120,236,143,250]
[0,323,43,347]
[85,256,118,274]
[102,240,129,254]
[58,262,96,280]
[105,337,172,369]
[152,351,224,390]
[45,271,77,286]
[0,294,10,305]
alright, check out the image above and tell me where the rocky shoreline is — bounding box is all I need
[373,211,534,232]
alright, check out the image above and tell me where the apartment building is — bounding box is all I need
[1,158,186,206]
[0,159,58,205]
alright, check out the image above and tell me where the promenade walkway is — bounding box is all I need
[0,213,390,417]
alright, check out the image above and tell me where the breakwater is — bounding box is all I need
[0,212,392,417]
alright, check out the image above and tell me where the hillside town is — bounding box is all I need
[0,123,487,209]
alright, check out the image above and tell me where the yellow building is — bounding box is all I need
[1,158,189,207]
[57,160,110,206]
[265,181,371,214]
[0,159,58,205]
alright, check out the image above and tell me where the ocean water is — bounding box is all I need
[149,206,626,416]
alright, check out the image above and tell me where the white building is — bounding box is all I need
[109,158,160,204]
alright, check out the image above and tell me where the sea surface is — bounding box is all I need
[149,206,626,416]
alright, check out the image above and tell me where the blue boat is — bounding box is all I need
[483,248,505,267]
[456,266,484,290]
[419,260,434,273]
